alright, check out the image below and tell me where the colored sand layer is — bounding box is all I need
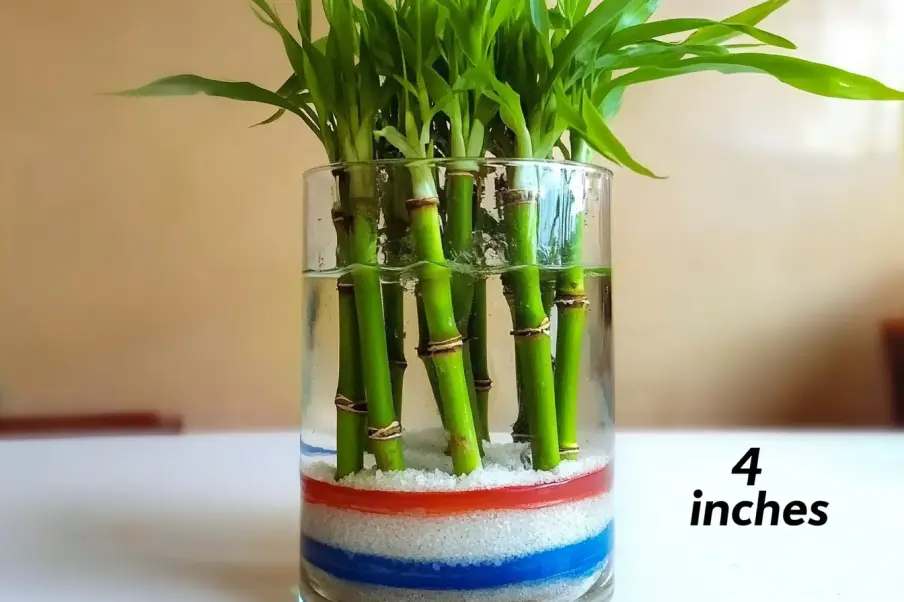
[300,428,613,602]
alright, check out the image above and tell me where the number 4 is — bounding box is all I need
[732,447,762,486]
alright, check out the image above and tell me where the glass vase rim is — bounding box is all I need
[302,156,613,179]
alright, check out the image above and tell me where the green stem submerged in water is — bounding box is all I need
[333,206,366,479]
[445,169,487,444]
[555,135,593,461]
[501,167,560,472]
[417,286,445,425]
[469,277,492,442]
[347,168,405,472]
[407,164,482,475]
[381,180,410,423]
[382,281,407,420]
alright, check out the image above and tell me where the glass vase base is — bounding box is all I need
[298,560,613,602]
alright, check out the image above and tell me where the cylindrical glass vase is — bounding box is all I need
[299,158,614,602]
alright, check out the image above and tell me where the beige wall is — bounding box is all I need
[1,0,903,430]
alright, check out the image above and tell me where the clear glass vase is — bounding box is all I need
[299,158,614,602]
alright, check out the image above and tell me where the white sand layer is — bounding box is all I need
[302,428,610,492]
[302,493,611,563]
[303,562,610,602]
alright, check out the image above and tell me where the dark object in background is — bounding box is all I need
[883,319,904,426]
[0,411,183,438]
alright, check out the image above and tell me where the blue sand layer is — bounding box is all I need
[302,523,613,591]
[301,441,336,456]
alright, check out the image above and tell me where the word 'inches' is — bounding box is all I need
[690,489,829,527]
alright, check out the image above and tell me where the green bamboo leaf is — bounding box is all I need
[296,0,312,39]
[553,87,587,131]
[601,86,625,119]
[461,62,530,148]
[423,65,454,109]
[532,127,566,159]
[275,72,304,96]
[612,0,660,31]
[597,41,731,70]
[362,0,399,69]
[358,37,384,118]
[250,0,308,76]
[362,0,397,34]
[550,0,635,84]
[686,0,792,45]
[352,3,366,26]
[251,6,275,29]
[375,125,423,159]
[251,108,287,127]
[392,74,421,99]
[249,73,305,127]
[114,74,307,117]
[570,0,594,20]
[529,0,554,64]
[553,88,619,165]
[604,18,796,51]
[549,8,569,29]
[489,81,530,143]
[414,0,443,62]
[579,93,661,178]
[326,0,358,86]
[474,94,499,126]
[249,0,279,23]
[602,53,904,102]
[554,138,571,160]
[395,23,420,72]
[595,0,660,43]
[553,87,659,176]
[300,41,337,118]
[454,63,492,93]
[487,0,524,44]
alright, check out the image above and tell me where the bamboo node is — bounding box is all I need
[559,443,580,454]
[390,359,409,369]
[512,433,532,443]
[368,421,403,441]
[336,281,355,291]
[426,334,464,356]
[499,189,539,208]
[330,208,345,224]
[334,394,368,415]
[405,196,440,210]
[555,294,590,309]
[446,168,477,177]
[511,316,551,338]
[474,379,493,391]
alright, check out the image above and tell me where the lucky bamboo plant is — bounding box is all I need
[117,0,904,478]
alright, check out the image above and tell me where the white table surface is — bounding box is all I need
[1,431,903,602]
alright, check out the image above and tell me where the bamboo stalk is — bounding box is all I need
[381,179,409,422]
[446,171,476,329]
[503,275,530,444]
[500,167,560,471]
[461,340,486,452]
[554,136,591,461]
[416,286,445,424]
[541,276,556,316]
[445,169,485,443]
[382,281,407,420]
[347,167,405,472]
[469,277,492,442]
[333,209,366,478]
[407,164,481,475]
